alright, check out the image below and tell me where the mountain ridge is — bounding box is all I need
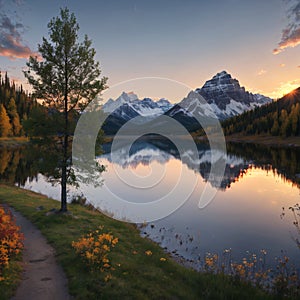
[101,71,273,134]
[165,71,272,122]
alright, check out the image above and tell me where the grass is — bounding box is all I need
[0,260,22,300]
[0,185,277,299]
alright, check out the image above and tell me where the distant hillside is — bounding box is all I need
[0,71,38,137]
[222,87,300,137]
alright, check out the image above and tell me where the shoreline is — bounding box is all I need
[225,134,300,148]
[0,137,29,147]
[0,185,273,299]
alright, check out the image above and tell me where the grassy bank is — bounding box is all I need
[0,185,275,299]
[0,255,22,300]
[225,134,300,148]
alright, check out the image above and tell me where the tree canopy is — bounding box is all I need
[24,7,107,211]
[0,72,37,137]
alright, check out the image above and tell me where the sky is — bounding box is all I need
[0,0,299,102]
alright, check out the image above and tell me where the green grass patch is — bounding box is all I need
[0,185,276,299]
[0,259,22,300]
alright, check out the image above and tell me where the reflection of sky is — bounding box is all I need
[144,167,300,268]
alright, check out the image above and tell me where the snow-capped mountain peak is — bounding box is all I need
[101,92,174,134]
[103,92,138,113]
[166,71,272,122]
[102,92,173,117]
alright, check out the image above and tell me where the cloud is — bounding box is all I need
[280,63,286,67]
[0,13,37,60]
[273,0,300,54]
[257,69,267,76]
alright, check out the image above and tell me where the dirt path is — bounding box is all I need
[7,206,71,300]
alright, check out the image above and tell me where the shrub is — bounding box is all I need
[72,226,118,272]
[0,205,24,281]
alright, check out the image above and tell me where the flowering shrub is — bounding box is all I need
[72,227,118,272]
[0,205,24,281]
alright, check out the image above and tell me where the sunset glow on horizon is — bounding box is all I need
[0,0,299,101]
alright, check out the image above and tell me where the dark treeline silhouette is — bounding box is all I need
[222,87,300,137]
[0,71,38,137]
[226,142,300,187]
[0,143,58,186]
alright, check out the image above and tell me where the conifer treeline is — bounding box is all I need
[222,87,300,137]
[0,71,38,137]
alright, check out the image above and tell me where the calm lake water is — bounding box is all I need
[0,139,299,269]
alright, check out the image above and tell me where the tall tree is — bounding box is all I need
[24,7,107,211]
[7,98,22,136]
[0,104,12,137]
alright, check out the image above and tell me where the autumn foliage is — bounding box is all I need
[0,205,24,281]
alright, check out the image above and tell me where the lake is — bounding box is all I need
[0,139,299,270]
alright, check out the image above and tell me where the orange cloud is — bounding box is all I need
[273,27,300,54]
[0,34,38,59]
[280,63,286,67]
[273,1,300,54]
[0,14,37,60]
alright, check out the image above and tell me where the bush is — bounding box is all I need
[72,226,118,273]
[0,205,24,281]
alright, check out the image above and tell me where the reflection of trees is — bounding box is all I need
[226,143,300,187]
[0,144,58,186]
[0,146,26,184]
[1,140,104,189]
[2,140,300,192]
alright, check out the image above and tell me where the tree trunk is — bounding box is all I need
[60,134,68,212]
[61,58,68,212]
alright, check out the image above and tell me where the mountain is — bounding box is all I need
[102,92,173,134]
[103,92,173,117]
[102,92,139,114]
[101,72,272,135]
[222,87,300,137]
[165,71,272,131]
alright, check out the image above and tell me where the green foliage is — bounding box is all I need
[0,72,37,137]
[23,7,107,211]
[24,7,107,113]
[0,104,12,137]
[223,88,300,137]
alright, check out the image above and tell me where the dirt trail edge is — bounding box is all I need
[7,206,71,300]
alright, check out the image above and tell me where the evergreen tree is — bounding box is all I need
[6,97,22,135]
[222,87,300,137]
[24,7,107,212]
[0,104,12,137]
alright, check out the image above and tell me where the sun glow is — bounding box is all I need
[267,80,300,99]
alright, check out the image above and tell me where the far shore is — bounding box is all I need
[225,134,300,148]
[0,137,29,147]
[1,134,300,149]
